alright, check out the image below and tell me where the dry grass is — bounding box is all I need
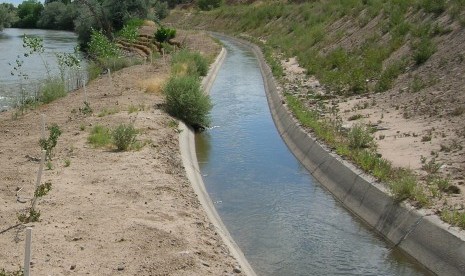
[139,74,169,93]
[143,20,156,26]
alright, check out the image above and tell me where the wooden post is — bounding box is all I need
[162,49,165,64]
[24,227,32,276]
[83,81,88,103]
[41,114,46,140]
[32,150,46,210]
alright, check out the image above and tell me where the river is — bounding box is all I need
[196,38,432,275]
[0,28,83,110]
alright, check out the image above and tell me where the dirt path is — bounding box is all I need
[0,32,243,275]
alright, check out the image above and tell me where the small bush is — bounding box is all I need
[39,123,62,161]
[198,0,222,11]
[88,29,121,59]
[112,124,138,151]
[419,0,446,15]
[390,169,417,201]
[163,75,212,128]
[98,56,143,73]
[87,61,103,80]
[40,78,66,104]
[413,38,436,65]
[375,60,406,92]
[117,24,139,43]
[88,125,112,148]
[422,158,441,174]
[348,124,374,149]
[17,208,41,223]
[441,208,465,229]
[0,267,23,276]
[154,26,176,43]
[348,114,363,121]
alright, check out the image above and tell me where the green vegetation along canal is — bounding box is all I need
[195,37,432,275]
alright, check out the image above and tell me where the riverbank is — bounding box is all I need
[0,31,244,275]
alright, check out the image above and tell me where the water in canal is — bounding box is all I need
[0,28,84,110]
[195,38,431,275]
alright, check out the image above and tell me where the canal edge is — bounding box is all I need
[179,47,258,276]
[211,33,465,276]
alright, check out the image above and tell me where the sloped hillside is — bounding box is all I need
[164,0,465,227]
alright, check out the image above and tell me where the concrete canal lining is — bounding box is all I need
[209,33,465,276]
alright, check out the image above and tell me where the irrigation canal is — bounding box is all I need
[195,37,432,276]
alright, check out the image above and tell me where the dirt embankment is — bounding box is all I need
[0,31,243,275]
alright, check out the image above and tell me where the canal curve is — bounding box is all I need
[195,37,431,275]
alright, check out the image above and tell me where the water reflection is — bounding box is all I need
[0,28,84,110]
[196,38,431,276]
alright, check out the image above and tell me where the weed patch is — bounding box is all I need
[112,124,138,151]
[88,125,112,148]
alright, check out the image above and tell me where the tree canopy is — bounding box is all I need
[0,4,13,31]
[14,0,44,28]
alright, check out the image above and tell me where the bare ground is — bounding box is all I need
[0,32,243,275]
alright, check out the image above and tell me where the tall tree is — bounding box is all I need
[14,0,44,28]
[38,1,77,30]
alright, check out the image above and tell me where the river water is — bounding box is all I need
[0,28,83,110]
[196,38,432,275]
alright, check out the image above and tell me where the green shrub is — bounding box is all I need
[0,267,23,276]
[124,18,144,28]
[390,169,417,201]
[163,75,212,128]
[40,78,66,104]
[88,125,112,148]
[348,124,374,149]
[87,61,103,80]
[88,28,121,59]
[171,50,209,77]
[375,60,406,92]
[198,0,222,11]
[441,208,465,228]
[39,123,62,161]
[112,124,138,151]
[117,23,139,43]
[98,56,142,73]
[154,26,176,43]
[413,38,436,65]
[419,0,446,15]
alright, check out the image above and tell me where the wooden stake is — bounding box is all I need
[32,150,46,210]
[41,114,46,140]
[24,227,32,276]
[83,81,88,103]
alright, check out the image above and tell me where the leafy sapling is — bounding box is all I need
[39,124,62,161]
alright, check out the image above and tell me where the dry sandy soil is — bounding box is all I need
[0,31,243,275]
[281,53,465,214]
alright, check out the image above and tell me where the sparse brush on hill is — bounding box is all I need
[166,0,465,95]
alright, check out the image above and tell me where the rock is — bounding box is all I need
[70,264,76,270]
[233,266,241,273]
[117,264,125,271]
[200,260,210,267]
